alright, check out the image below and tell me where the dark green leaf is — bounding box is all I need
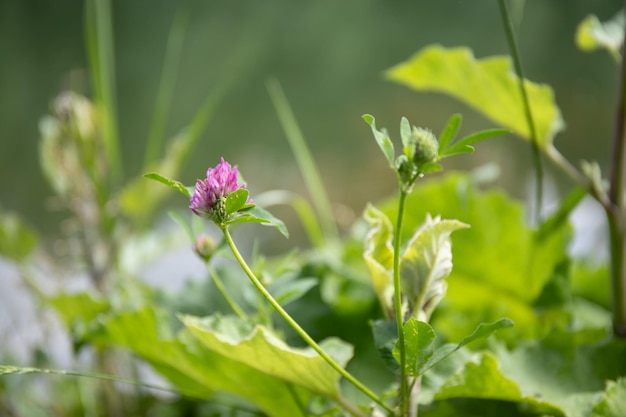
[437,114,462,154]
[225,189,249,215]
[371,319,400,374]
[268,275,318,306]
[143,172,191,197]
[363,114,395,167]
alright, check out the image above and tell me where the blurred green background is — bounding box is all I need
[0,0,620,236]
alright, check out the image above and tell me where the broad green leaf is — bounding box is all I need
[434,352,564,415]
[48,292,109,330]
[393,319,436,377]
[437,114,462,155]
[143,172,190,197]
[363,204,395,317]
[224,189,249,215]
[182,314,353,399]
[90,308,311,416]
[592,378,626,417]
[0,208,38,261]
[380,173,571,341]
[571,262,611,310]
[362,114,395,167]
[400,214,469,318]
[225,205,289,238]
[576,12,624,61]
[440,128,509,158]
[386,45,564,147]
[395,318,513,377]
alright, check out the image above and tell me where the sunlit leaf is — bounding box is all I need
[400,214,469,318]
[576,12,624,61]
[363,114,395,167]
[363,204,395,317]
[592,378,626,417]
[183,314,353,399]
[437,114,462,155]
[90,308,312,416]
[386,45,564,147]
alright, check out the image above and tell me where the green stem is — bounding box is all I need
[607,5,626,337]
[221,226,392,415]
[498,0,544,224]
[207,264,247,320]
[393,190,408,416]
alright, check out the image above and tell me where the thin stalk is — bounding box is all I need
[392,190,408,416]
[498,0,544,224]
[207,264,247,320]
[607,5,626,337]
[266,78,339,242]
[221,226,392,415]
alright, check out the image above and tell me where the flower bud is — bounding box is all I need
[410,127,439,167]
[193,234,216,262]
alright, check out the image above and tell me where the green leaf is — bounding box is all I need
[380,173,571,341]
[225,189,249,215]
[386,45,564,147]
[437,113,462,155]
[394,319,436,377]
[90,308,312,416]
[370,319,400,374]
[400,214,469,317]
[183,314,353,399]
[592,378,626,417]
[225,205,289,238]
[362,204,395,317]
[362,114,395,167]
[396,318,513,378]
[0,208,38,261]
[576,12,624,61]
[440,128,509,158]
[143,172,191,197]
[48,292,110,329]
[400,116,412,149]
[267,275,318,306]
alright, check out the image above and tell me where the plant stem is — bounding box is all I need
[392,190,408,416]
[607,6,626,337]
[221,226,393,415]
[207,264,247,320]
[498,0,544,224]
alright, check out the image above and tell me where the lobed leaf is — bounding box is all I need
[183,314,353,399]
[386,45,564,147]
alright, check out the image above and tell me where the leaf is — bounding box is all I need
[183,314,353,399]
[362,204,395,317]
[225,189,249,215]
[386,45,564,147]
[379,173,571,342]
[437,114,462,155]
[400,214,469,317]
[143,172,191,197]
[90,308,312,416]
[576,12,624,61]
[0,208,38,261]
[393,318,436,377]
[400,116,412,149]
[592,378,626,417]
[267,275,318,306]
[370,319,400,374]
[396,318,513,377]
[440,128,509,158]
[225,205,289,238]
[362,114,395,167]
[47,292,110,330]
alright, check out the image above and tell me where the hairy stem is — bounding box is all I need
[498,0,544,224]
[393,190,408,416]
[221,226,392,415]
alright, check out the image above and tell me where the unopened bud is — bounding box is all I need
[411,127,438,166]
[193,234,216,262]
